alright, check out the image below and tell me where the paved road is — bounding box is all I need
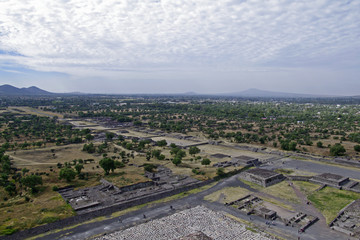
[36,172,354,240]
[261,157,360,180]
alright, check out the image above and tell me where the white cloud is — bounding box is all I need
[0,0,359,78]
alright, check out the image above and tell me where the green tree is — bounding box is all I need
[85,134,94,141]
[172,156,182,166]
[5,182,17,196]
[146,151,151,161]
[316,141,323,148]
[106,132,115,141]
[75,164,84,175]
[114,160,125,168]
[354,145,360,152]
[22,168,30,176]
[21,175,43,193]
[330,143,346,156]
[143,163,157,172]
[99,157,116,175]
[156,140,167,147]
[59,167,76,182]
[83,143,96,153]
[201,158,211,166]
[189,146,200,156]
[216,168,226,178]
[289,142,297,151]
[158,154,165,160]
[152,149,161,159]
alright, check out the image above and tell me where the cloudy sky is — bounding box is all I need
[0,0,359,95]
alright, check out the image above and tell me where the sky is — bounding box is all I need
[0,0,359,95]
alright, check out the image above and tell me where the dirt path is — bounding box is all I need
[10,155,57,166]
[287,180,327,227]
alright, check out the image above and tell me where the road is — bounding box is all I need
[262,157,360,180]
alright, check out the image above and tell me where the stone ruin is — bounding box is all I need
[225,195,276,220]
[210,153,231,159]
[58,166,200,214]
[310,173,360,193]
[144,166,199,189]
[239,168,285,187]
[283,212,318,232]
[226,194,318,232]
[213,155,260,168]
[330,199,360,237]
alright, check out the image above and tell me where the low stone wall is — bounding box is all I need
[0,180,214,240]
[301,217,318,232]
[286,176,311,181]
[118,181,154,193]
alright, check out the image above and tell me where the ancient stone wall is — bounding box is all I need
[1,180,214,240]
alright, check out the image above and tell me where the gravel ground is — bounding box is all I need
[95,206,272,240]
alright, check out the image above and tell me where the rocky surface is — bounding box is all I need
[96,206,272,240]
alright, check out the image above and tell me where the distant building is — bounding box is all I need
[310,173,349,187]
[231,155,259,167]
[240,168,285,187]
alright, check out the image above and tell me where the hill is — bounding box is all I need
[0,84,52,95]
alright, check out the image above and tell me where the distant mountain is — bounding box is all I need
[0,84,52,95]
[222,88,334,98]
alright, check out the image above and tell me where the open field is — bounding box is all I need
[8,107,63,118]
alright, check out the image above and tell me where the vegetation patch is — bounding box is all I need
[292,181,320,196]
[262,181,300,204]
[308,187,360,224]
[275,169,294,175]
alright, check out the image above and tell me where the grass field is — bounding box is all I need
[262,181,300,204]
[308,187,360,224]
[292,181,320,195]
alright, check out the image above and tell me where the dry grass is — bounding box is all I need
[104,166,149,188]
[256,195,294,211]
[0,185,75,235]
[8,107,63,118]
[204,187,251,203]
[262,181,300,204]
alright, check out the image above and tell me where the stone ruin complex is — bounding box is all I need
[226,194,318,232]
[309,173,360,193]
[330,199,360,237]
[225,194,276,220]
[58,166,200,214]
[239,168,285,187]
[213,155,260,168]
